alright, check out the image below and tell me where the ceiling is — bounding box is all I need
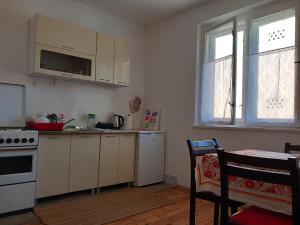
[73,0,210,25]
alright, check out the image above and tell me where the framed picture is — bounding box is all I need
[143,108,160,130]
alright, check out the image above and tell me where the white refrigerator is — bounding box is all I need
[135,131,165,186]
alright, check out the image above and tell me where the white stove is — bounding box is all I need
[0,83,38,214]
[0,129,38,147]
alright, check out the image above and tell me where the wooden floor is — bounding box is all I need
[106,186,214,225]
[0,186,214,225]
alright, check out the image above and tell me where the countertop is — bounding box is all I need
[38,129,165,135]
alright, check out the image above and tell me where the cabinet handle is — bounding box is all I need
[296,61,300,64]
[123,134,133,137]
[79,135,93,139]
[99,78,110,82]
[104,135,116,138]
[62,45,74,50]
[47,136,62,139]
[117,81,127,84]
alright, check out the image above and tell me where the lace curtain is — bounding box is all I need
[201,56,233,123]
[246,47,295,124]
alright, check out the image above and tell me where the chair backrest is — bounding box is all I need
[217,149,300,225]
[187,139,221,192]
[285,142,300,153]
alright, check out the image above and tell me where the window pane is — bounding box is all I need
[247,10,295,124]
[259,17,295,53]
[256,48,295,120]
[201,22,233,123]
[215,34,233,59]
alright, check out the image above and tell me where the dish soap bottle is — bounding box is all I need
[87,113,96,129]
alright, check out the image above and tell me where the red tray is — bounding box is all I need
[27,122,64,131]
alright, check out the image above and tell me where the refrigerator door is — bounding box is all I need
[135,133,165,186]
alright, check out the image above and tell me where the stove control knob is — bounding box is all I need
[6,138,12,144]
[0,138,4,144]
[21,138,28,143]
[29,138,35,143]
[14,138,20,143]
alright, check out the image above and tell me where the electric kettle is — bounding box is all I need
[112,114,124,129]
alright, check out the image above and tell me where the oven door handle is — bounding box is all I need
[0,146,37,151]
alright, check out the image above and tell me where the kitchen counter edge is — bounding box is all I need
[38,130,165,135]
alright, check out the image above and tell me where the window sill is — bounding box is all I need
[193,124,300,133]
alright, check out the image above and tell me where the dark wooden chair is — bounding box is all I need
[187,139,242,225]
[285,142,300,153]
[217,149,300,225]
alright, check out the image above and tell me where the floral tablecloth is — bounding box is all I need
[195,149,294,214]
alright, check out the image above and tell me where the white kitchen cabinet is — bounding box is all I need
[96,33,115,84]
[69,135,100,192]
[33,44,96,81]
[37,135,70,198]
[29,14,96,81]
[99,134,119,187]
[118,134,136,183]
[35,14,97,55]
[114,38,131,86]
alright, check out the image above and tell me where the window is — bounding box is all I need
[198,7,297,126]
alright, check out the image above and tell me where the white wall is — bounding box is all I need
[145,0,299,187]
[0,0,146,128]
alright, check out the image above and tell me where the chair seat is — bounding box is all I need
[230,206,292,225]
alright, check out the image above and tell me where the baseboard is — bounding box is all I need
[164,174,178,186]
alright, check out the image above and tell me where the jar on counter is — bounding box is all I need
[87,113,96,129]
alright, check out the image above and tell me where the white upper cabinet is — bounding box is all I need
[35,14,97,56]
[114,38,131,86]
[33,44,96,81]
[29,14,132,87]
[96,33,115,84]
[29,14,96,81]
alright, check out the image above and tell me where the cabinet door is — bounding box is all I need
[114,38,131,86]
[37,135,70,198]
[35,44,96,81]
[69,135,100,192]
[96,33,114,84]
[99,134,119,187]
[118,134,136,183]
[36,14,97,56]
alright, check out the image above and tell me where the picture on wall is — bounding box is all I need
[143,108,160,130]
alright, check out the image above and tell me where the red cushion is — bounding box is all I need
[230,206,292,225]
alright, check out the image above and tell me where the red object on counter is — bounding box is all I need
[27,122,64,131]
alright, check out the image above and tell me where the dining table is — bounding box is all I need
[195,149,299,215]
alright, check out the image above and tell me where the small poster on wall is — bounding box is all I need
[143,108,161,130]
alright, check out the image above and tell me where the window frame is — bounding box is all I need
[197,18,238,125]
[195,0,299,128]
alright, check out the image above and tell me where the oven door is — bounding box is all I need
[0,147,37,186]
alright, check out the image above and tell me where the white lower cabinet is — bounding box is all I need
[118,134,136,183]
[99,133,136,187]
[37,135,71,198]
[99,134,119,187]
[69,134,100,192]
[37,133,136,198]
